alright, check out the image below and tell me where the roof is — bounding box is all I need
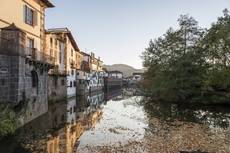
[46,28,80,51]
[1,24,26,35]
[81,51,91,57]
[40,0,55,8]
[1,23,22,31]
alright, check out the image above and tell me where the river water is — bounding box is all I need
[0,89,230,153]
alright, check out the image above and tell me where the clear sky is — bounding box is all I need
[46,0,230,69]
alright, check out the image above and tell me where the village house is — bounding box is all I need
[76,51,91,95]
[89,52,105,92]
[0,0,54,124]
[90,52,103,72]
[45,28,80,99]
[76,51,105,95]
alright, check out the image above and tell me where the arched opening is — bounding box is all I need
[31,70,38,94]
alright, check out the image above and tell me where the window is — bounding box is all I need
[24,5,37,26]
[50,38,53,46]
[61,79,65,86]
[74,106,76,112]
[71,49,73,57]
[74,81,76,87]
[70,107,72,114]
[55,39,57,48]
[31,71,38,88]
[59,52,61,64]
[70,81,72,87]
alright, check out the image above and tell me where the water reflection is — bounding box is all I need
[0,91,120,153]
[1,91,230,153]
[143,100,230,129]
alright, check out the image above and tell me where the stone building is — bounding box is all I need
[0,0,54,124]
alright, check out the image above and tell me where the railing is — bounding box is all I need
[49,66,68,75]
[24,47,55,65]
[0,37,55,65]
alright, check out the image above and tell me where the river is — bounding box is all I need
[0,89,230,153]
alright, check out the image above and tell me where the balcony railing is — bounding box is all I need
[25,47,55,65]
[49,66,68,75]
[0,37,55,65]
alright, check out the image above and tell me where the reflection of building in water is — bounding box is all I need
[0,92,106,153]
[84,109,103,130]
[67,98,77,124]
[89,92,105,107]
[47,91,106,153]
[46,111,103,153]
[76,92,105,115]
[105,89,123,101]
[104,71,123,93]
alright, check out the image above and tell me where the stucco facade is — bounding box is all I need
[45,28,80,98]
[0,0,54,53]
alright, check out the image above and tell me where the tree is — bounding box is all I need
[142,15,207,103]
[202,9,230,92]
[142,10,230,104]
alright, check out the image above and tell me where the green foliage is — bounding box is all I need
[0,104,18,139]
[142,10,230,104]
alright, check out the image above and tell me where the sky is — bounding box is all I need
[46,0,230,69]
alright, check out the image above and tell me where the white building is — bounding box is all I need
[107,71,123,79]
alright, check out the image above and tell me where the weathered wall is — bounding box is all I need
[0,55,18,103]
[47,75,67,101]
[0,54,49,124]
[22,57,49,124]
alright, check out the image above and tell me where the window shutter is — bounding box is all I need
[33,10,38,26]
[23,5,27,23]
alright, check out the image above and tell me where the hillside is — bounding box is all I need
[103,64,144,77]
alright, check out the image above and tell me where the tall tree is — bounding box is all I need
[203,9,230,91]
[142,15,206,103]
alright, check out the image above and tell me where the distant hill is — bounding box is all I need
[103,64,144,77]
